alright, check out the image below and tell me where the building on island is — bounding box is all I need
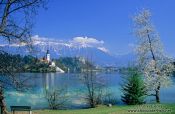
[46,50,50,62]
[79,57,86,64]
[41,50,65,73]
[40,50,50,63]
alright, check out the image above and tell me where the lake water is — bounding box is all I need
[5,72,175,110]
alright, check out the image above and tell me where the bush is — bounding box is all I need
[45,87,68,109]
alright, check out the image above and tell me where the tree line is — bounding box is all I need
[0,52,95,73]
[0,53,55,73]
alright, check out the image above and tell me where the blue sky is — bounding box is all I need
[33,0,175,56]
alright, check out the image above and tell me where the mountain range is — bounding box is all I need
[0,36,136,66]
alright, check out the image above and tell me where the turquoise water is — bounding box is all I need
[5,73,175,110]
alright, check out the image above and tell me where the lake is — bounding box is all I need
[5,72,175,110]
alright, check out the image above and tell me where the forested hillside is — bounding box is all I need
[0,52,94,73]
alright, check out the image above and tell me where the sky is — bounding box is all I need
[33,0,175,57]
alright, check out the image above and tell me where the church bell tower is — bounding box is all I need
[46,50,50,62]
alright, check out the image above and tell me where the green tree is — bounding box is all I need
[121,68,147,105]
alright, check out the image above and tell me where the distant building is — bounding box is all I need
[79,57,86,64]
[50,61,56,67]
[40,50,51,63]
[40,50,65,73]
[46,50,50,62]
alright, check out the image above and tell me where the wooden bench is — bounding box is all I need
[10,106,32,114]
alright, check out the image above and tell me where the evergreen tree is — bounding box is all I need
[121,68,147,105]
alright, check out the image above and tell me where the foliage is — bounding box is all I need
[133,9,174,103]
[0,53,95,73]
[0,0,46,47]
[23,55,56,73]
[0,53,56,73]
[79,58,105,108]
[121,67,147,105]
[45,87,69,110]
[0,52,23,73]
[102,91,118,105]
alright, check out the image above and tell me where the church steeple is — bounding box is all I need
[46,50,49,54]
[46,49,50,62]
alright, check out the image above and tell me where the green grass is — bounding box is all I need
[34,104,175,114]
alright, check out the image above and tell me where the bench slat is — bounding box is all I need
[10,106,31,111]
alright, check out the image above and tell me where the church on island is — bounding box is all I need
[40,50,65,73]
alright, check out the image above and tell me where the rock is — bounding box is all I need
[108,104,112,107]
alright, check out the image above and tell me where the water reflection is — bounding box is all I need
[4,73,175,110]
[43,73,55,90]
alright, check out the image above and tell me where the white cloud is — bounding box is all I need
[35,35,110,53]
[72,36,104,45]
[32,35,106,48]
[35,35,110,54]
[68,36,104,48]
[0,44,7,47]
[0,41,27,47]
[32,35,72,47]
[97,47,109,53]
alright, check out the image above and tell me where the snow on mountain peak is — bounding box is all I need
[31,35,109,53]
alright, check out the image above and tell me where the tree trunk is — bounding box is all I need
[155,84,160,103]
[0,89,8,114]
[147,29,160,103]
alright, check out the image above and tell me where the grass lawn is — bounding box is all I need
[33,104,175,114]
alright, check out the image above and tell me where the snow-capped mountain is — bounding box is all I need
[0,35,135,66]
